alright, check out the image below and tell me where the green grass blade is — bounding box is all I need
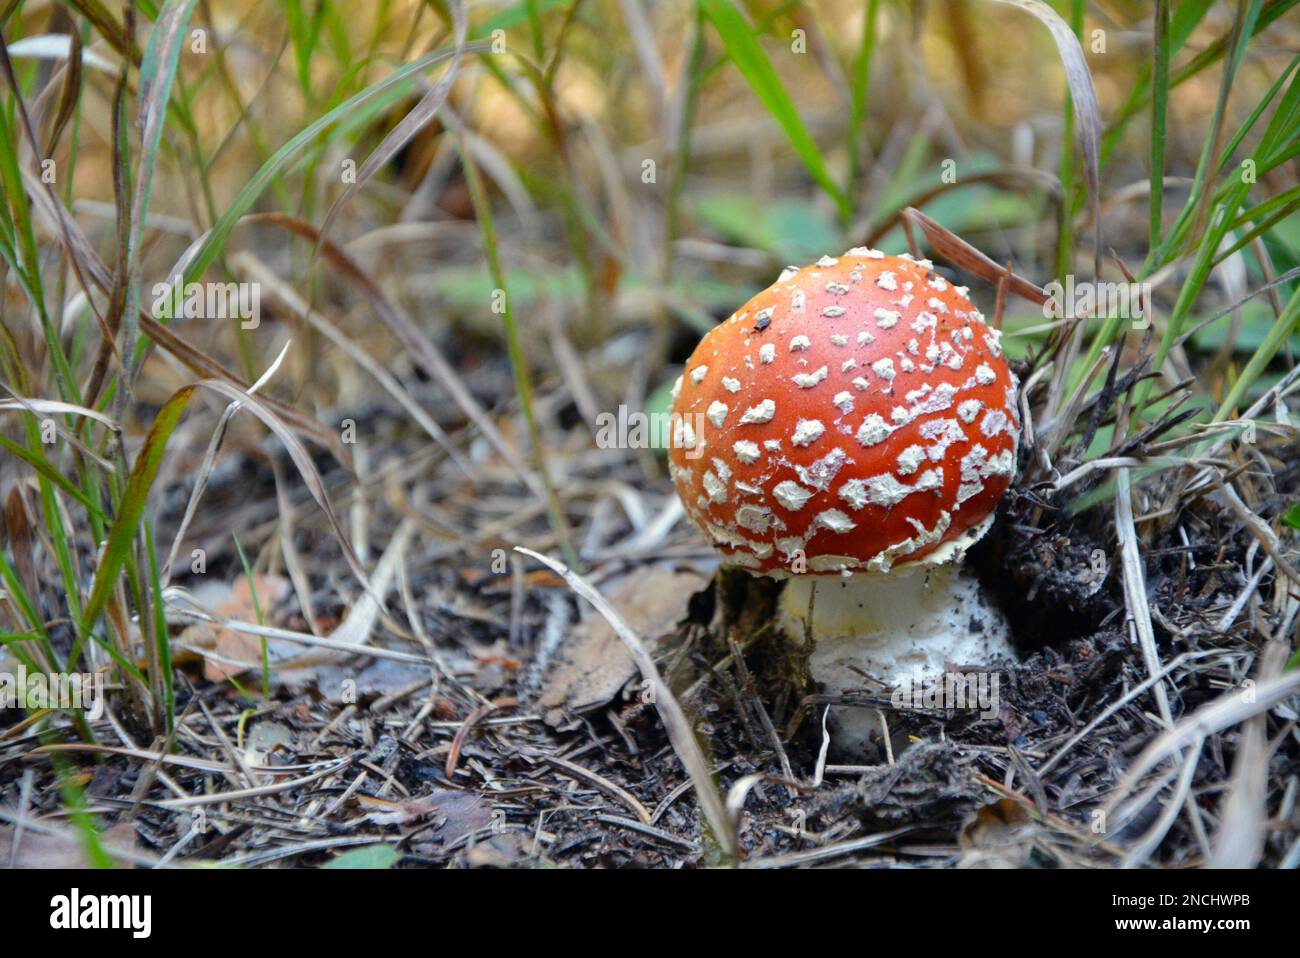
[0,434,107,520]
[177,41,487,291]
[119,0,200,383]
[1150,0,1170,253]
[844,0,879,232]
[699,0,849,219]
[316,0,466,248]
[454,129,581,571]
[81,385,195,634]
[143,518,173,731]
[1213,283,1300,420]
[232,533,269,699]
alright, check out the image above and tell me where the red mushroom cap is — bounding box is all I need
[667,250,1020,576]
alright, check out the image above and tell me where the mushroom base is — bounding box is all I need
[777,564,1015,757]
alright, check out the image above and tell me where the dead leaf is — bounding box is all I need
[463,831,531,867]
[539,568,707,726]
[243,720,295,767]
[958,798,1040,868]
[202,574,292,681]
[522,569,567,588]
[361,789,494,843]
[303,656,431,703]
[0,820,139,868]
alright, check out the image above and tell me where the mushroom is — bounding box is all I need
[667,249,1020,751]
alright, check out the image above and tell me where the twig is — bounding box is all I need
[516,547,736,860]
[1113,467,1174,728]
[541,754,653,825]
[1104,669,1300,820]
[446,702,500,778]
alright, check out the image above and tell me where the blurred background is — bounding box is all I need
[1,0,1298,868]
[10,0,1296,447]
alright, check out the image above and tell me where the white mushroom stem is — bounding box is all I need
[776,561,1015,756]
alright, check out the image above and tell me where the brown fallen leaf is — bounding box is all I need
[957,798,1040,868]
[360,789,494,843]
[0,820,139,868]
[539,567,708,727]
[242,720,295,768]
[463,830,532,868]
[522,569,567,588]
[299,656,435,703]
[202,574,292,682]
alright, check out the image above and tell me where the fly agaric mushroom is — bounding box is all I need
[667,249,1020,749]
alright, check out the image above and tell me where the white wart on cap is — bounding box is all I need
[668,250,1020,577]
